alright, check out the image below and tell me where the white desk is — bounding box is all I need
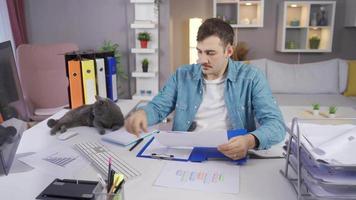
[0,101,297,200]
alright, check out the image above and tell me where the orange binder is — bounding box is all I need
[0,113,3,123]
[68,60,84,109]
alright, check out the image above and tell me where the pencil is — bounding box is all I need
[129,138,144,151]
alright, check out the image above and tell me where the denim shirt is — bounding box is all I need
[142,59,286,150]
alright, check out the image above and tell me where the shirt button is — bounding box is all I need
[194,105,197,109]
[199,90,202,94]
[241,106,245,110]
[187,121,190,124]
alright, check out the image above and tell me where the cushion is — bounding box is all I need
[249,59,267,75]
[267,59,339,94]
[338,59,349,93]
[343,60,356,96]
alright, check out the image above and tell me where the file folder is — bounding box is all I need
[106,57,118,102]
[95,58,107,98]
[67,60,84,109]
[137,129,248,164]
[81,59,97,104]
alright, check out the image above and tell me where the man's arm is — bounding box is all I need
[250,70,286,150]
[125,72,179,135]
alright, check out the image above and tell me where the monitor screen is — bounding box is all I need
[0,41,28,121]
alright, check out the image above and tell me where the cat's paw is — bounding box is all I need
[99,129,106,135]
[111,125,121,131]
[50,129,57,135]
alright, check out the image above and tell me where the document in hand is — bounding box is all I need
[155,130,228,147]
[102,128,158,146]
[300,123,356,166]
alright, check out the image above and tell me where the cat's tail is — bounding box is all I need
[47,119,57,128]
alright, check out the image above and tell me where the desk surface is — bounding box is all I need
[0,101,303,200]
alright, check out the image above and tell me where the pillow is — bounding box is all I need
[343,60,356,96]
[338,59,349,93]
[267,59,339,94]
[249,58,267,75]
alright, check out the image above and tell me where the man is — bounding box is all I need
[125,18,285,160]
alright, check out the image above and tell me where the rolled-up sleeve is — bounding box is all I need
[250,71,286,150]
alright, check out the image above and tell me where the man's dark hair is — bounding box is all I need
[197,18,234,47]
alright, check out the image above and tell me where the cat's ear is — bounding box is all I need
[95,95,104,101]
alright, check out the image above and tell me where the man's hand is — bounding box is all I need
[217,134,256,160]
[125,110,148,137]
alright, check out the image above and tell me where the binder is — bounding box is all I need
[67,60,84,109]
[95,58,107,98]
[106,57,118,102]
[137,129,248,164]
[81,60,97,104]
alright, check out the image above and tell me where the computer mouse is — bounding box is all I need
[57,131,78,141]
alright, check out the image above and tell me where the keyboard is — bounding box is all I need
[74,142,141,180]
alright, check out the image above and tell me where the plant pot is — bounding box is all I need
[142,64,148,72]
[329,113,335,118]
[313,109,319,116]
[309,39,320,49]
[140,40,148,48]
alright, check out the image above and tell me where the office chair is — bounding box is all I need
[16,43,79,121]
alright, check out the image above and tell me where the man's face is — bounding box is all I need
[196,35,233,80]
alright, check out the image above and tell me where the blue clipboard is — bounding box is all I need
[136,129,248,164]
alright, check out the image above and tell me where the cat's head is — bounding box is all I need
[93,96,114,116]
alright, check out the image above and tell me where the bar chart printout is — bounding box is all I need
[154,161,239,194]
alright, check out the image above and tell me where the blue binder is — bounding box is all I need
[137,129,248,164]
[105,57,118,102]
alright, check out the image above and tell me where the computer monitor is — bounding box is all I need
[0,41,28,121]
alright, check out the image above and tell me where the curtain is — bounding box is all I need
[6,0,27,47]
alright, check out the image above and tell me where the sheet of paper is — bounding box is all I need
[299,123,356,165]
[155,130,228,147]
[18,145,88,177]
[102,127,158,146]
[141,138,193,160]
[154,161,239,194]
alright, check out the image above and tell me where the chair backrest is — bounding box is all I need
[16,43,79,111]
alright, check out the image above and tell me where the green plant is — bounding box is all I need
[329,106,337,114]
[141,58,149,66]
[309,36,320,49]
[312,103,320,110]
[137,32,151,41]
[99,40,127,79]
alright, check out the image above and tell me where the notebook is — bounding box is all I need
[101,128,158,146]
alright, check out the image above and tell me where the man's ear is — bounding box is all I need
[226,44,234,57]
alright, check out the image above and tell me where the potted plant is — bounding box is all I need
[328,106,337,118]
[137,32,151,48]
[312,103,320,115]
[142,58,149,72]
[99,40,127,79]
[309,36,320,49]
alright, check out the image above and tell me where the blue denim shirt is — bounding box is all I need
[142,59,285,150]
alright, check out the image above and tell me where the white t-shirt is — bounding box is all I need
[194,76,232,132]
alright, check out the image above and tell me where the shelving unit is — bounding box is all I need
[276,1,336,53]
[213,0,264,28]
[130,0,159,101]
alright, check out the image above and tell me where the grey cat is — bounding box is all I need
[47,96,124,135]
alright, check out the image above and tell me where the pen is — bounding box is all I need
[107,157,112,192]
[129,138,144,151]
[113,179,125,194]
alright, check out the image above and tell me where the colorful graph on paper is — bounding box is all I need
[175,169,224,184]
[154,161,239,194]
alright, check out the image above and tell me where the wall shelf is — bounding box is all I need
[276,1,336,53]
[213,0,264,28]
[131,48,156,54]
[130,0,159,101]
[130,20,157,29]
[132,71,157,78]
